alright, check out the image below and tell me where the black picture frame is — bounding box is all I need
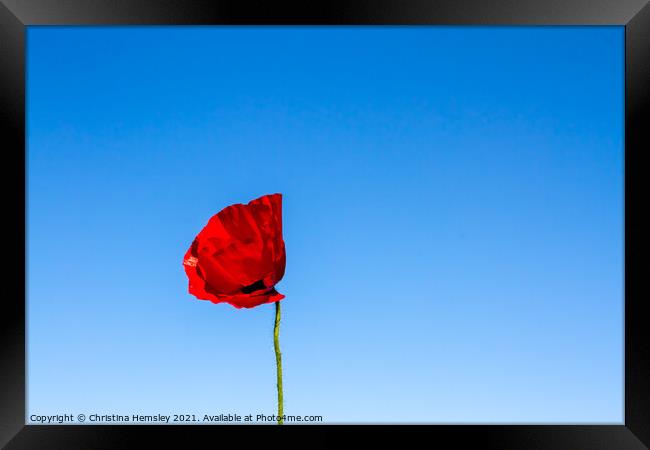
[1,1,648,448]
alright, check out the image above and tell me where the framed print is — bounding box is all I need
[1,0,649,448]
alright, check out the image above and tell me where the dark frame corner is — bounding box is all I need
[1,1,648,448]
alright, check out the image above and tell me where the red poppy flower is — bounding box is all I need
[183,193,286,309]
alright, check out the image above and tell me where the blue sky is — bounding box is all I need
[27,26,623,423]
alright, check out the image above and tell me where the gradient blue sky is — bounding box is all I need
[27,26,624,424]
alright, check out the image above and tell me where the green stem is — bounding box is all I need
[274,301,284,425]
